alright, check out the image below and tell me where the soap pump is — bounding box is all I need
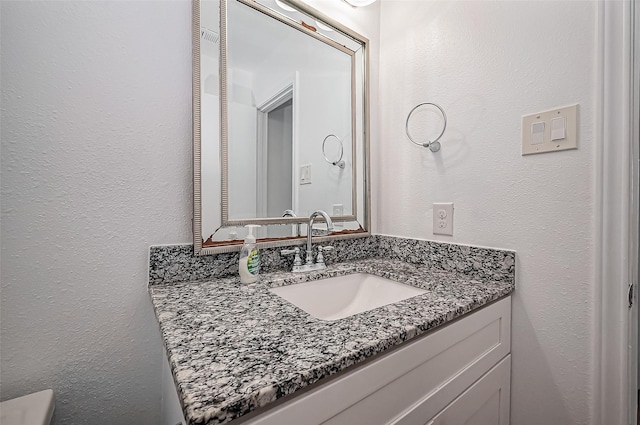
[239,225,260,284]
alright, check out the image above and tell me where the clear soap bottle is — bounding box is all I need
[239,225,260,284]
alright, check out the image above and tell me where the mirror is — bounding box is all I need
[194,0,370,254]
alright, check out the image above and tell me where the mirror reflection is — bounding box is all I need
[195,0,370,253]
[227,0,355,223]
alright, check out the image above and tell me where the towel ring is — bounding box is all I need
[405,102,447,153]
[322,134,345,169]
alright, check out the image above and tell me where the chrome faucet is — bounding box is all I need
[281,210,334,273]
[282,209,300,237]
[306,210,334,265]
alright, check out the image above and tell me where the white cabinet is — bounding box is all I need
[244,296,511,425]
[163,296,512,425]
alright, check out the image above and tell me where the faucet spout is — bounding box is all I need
[306,210,334,264]
[283,209,300,237]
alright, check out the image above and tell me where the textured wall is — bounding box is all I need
[377,1,596,424]
[1,1,193,424]
[1,1,380,424]
[4,0,596,423]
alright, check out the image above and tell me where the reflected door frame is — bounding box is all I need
[255,77,299,219]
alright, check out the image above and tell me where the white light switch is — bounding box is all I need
[522,104,578,155]
[531,122,545,145]
[300,164,312,185]
[551,116,567,141]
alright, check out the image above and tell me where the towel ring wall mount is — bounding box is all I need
[405,102,447,153]
[322,134,345,168]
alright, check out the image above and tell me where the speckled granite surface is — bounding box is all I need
[376,235,515,282]
[149,235,514,285]
[149,253,515,425]
[148,236,379,285]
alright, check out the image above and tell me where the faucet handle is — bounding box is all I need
[316,246,334,265]
[281,247,302,266]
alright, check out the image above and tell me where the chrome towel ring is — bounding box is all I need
[322,134,345,168]
[405,102,447,153]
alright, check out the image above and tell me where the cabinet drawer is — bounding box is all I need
[425,355,511,425]
[242,297,511,425]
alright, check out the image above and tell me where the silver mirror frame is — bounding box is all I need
[193,0,371,255]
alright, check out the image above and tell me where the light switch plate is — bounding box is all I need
[300,164,312,185]
[522,104,578,155]
[433,203,454,236]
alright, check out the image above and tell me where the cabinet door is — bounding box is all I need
[425,355,511,425]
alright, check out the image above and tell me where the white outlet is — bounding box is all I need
[333,204,344,228]
[433,203,454,236]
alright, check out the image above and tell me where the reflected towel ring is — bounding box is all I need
[322,134,345,168]
[405,102,447,153]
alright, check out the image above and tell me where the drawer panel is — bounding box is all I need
[424,355,511,425]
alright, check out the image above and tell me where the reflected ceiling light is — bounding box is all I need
[343,0,377,6]
[316,21,334,32]
[275,0,296,12]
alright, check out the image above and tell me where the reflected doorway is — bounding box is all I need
[256,86,295,223]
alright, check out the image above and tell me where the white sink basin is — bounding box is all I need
[269,273,426,321]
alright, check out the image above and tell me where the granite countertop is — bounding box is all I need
[149,257,515,425]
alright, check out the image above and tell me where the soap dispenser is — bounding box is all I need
[239,225,260,284]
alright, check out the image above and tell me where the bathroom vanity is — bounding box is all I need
[161,1,517,421]
[234,296,511,425]
[150,249,514,425]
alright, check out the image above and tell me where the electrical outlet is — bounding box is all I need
[332,204,344,228]
[433,203,454,236]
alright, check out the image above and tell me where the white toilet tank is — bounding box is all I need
[0,389,55,425]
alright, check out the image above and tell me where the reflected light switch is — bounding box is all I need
[551,116,567,141]
[531,122,545,145]
[300,164,312,185]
